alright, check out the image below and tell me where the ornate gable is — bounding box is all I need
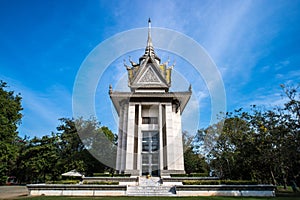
[130,61,170,91]
[138,67,160,83]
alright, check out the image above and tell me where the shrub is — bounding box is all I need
[221,180,258,185]
[171,173,209,177]
[92,173,131,177]
[182,180,258,185]
[46,180,79,184]
[183,180,221,185]
[83,181,119,185]
[92,173,111,177]
[188,173,210,177]
[112,174,131,177]
[1,176,8,185]
[170,174,189,177]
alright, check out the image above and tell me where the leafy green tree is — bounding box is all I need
[184,147,208,174]
[197,84,300,186]
[201,110,253,180]
[280,84,300,187]
[16,134,60,183]
[182,131,208,174]
[12,117,116,183]
[77,118,117,174]
[0,81,22,184]
[56,118,117,176]
[56,118,87,173]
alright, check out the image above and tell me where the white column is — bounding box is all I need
[116,104,124,172]
[125,103,135,170]
[173,109,185,171]
[120,103,128,172]
[159,104,164,171]
[165,103,175,170]
[137,103,142,175]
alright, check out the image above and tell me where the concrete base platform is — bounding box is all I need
[27,177,276,197]
[27,184,127,196]
[175,185,276,197]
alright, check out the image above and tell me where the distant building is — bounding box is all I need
[110,19,191,177]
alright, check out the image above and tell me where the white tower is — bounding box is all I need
[110,19,191,177]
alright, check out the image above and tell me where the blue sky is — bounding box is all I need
[0,0,299,138]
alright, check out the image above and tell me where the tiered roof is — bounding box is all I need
[109,19,192,115]
[125,19,174,92]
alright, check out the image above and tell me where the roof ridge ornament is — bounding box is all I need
[148,18,151,32]
[148,18,152,46]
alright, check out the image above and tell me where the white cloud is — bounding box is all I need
[275,60,291,71]
[247,93,287,109]
[260,65,271,73]
[284,70,300,81]
[0,76,72,137]
[203,1,252,61]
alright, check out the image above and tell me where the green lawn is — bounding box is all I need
[18,194,300,200]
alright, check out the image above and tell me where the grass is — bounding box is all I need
[17,195,300,200]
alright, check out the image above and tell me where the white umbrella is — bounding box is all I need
[61,169,82,177]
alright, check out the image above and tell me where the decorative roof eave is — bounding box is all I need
[109,90,192,116]
[130,85,170,89]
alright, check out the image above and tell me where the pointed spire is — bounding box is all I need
[148,18,152,42]
[145,18,154,56]
[148,18,151,40]
[148,18,151,29]
[139,18,161,63]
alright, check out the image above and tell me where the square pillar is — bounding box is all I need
[125,104,135,171]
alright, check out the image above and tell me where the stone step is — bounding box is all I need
[128,186,172,191]
[127,185,176,196]
[138,177,161,186]
[127,193,176,196]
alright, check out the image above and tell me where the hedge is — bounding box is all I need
[46,180,79,184]
[171,173,209,177]
[83,181,119,185]
[183,180,258,185]
[92,173,111,177]
[92,173,131,177]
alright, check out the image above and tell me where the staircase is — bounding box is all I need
[139,176,161,186]
[126,177,176,196]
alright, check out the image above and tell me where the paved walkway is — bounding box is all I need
[0,186,28,199]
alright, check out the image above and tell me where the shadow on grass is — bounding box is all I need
[276,191,300,197]
[15,196,300,200]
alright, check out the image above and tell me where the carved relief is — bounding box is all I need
[139,68,160,83]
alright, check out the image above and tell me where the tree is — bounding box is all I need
[14,118,117,183]
[182,131,208,174]
[56,118,117,176]
[196,84,300,186]
[56,118,87,173]
[77,118,117,174]
[16,134,60,183]
[0,81,22,184]
[201,110,254,180]
[280,84,300,187]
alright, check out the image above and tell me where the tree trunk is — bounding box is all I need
[283,171,288,189]
[270,169,277,185]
